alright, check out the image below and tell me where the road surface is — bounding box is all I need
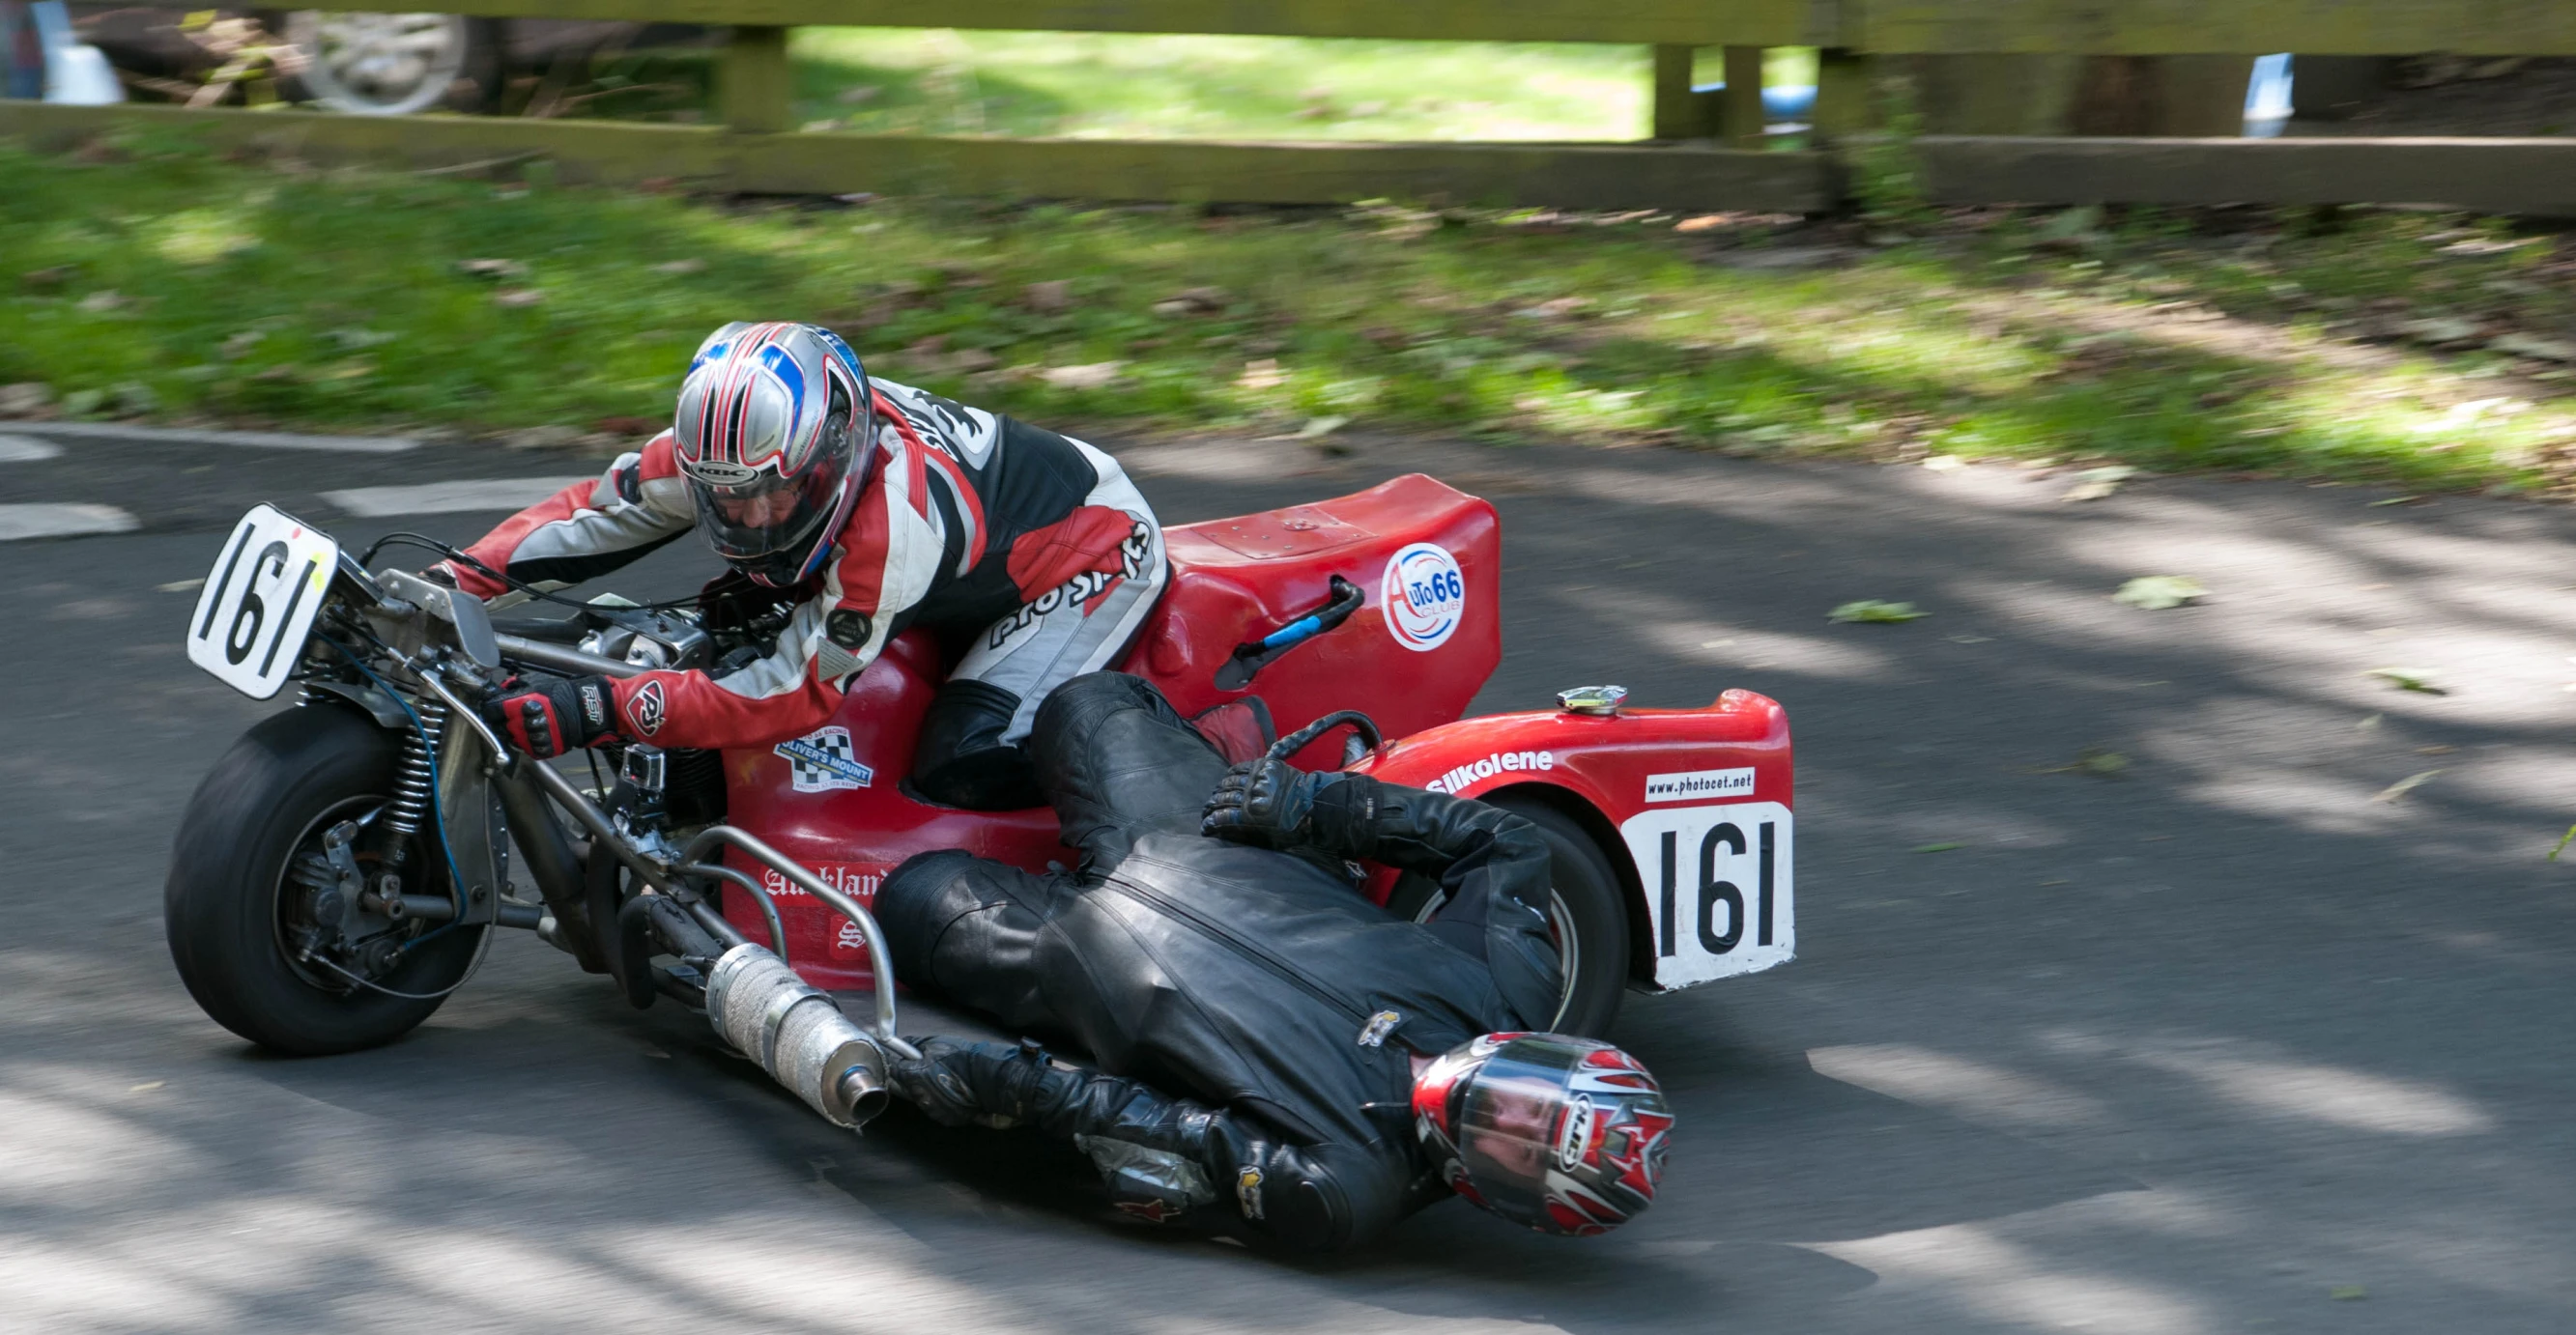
[1,422,2569,1333]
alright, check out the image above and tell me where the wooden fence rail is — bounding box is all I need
[9,2,2576,214]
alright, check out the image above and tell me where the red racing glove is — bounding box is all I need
[483,674,619,758]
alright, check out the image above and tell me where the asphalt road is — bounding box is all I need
[2,424,2571,1333]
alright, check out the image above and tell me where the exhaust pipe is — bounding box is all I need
[704,944,890,1130]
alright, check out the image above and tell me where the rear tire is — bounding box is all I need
[165,704,482,1055]
[1387,795,1628,1038]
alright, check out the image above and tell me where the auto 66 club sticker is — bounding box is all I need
[1620,797,1793,988]
[1383,542,1465,652]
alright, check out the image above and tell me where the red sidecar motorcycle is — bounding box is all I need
[163,474,1793,1069]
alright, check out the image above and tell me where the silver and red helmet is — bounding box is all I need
[673,322,874,587]
[1412,1033,1673,1236]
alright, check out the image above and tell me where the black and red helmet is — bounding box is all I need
[1412,1033,1673,1236]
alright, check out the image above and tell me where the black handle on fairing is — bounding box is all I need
[1216,576,1366,691]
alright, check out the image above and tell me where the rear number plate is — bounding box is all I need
[186,505,338,700]
[1621,801,1795,987]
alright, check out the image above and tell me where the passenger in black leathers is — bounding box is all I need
[875,670,1564,1250]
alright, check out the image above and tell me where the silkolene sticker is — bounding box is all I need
[1383,542,1465,652]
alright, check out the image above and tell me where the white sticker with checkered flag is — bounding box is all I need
[775,724,874,792]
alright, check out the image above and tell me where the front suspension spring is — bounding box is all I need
[386,697,448,839]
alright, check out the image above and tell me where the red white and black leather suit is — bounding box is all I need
[876,671,1563,1250]
[448,378,1164,807]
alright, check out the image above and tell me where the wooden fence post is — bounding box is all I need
[1650,43,1712,139]
[1722,45,1765,145]
[721,25,793,134]
[1811,47,1874,143]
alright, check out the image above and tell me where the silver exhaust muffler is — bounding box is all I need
[704,944,891,1129]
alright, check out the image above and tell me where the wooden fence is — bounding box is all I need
[6,1,2575,214]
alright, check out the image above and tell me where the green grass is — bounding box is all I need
[6,132,2575,495]
[534,33,1817,141]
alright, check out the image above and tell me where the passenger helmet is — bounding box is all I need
[673,322,874,587]
[1412,1032,1672,1236]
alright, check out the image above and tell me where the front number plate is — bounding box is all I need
[185,505,339,700]
[1620,801,1795,988]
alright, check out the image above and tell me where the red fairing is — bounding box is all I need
[1346,690,1793,828]
[720,473,1508,987]
[717,630,1067,990]
[1346,690,1796,989]
[1121,473,1502,767]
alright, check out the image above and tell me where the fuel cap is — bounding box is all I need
[1556,685,1628,716]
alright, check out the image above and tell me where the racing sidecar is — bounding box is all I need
[162,470,1791,1077]
[711,473,1794,1035]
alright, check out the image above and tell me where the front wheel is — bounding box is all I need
[1387,795,1629,1037]
[165,703,483,1055]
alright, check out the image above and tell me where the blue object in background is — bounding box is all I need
[17,0,122,103]
[1691,80,1819,132]
[2245,53,2293,137]
[4,1,45,99]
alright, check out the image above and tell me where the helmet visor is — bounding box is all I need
[688,451,845,563]
[1453,1041,1588,1203]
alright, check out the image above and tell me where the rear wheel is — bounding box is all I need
[165,703,483,1055]
[1386,795,1628,1037]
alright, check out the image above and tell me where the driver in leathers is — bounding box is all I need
[878,671,1674,1248]
[437,321,1162,810]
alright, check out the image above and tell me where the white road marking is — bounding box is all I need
[0,434,64,463]
[0,503,140,540]
[9,421,418,454]
[321,477,589,517]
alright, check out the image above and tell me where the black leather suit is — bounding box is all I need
[876,671,1561,1250]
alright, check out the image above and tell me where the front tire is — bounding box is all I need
[165,703,482,1055]
[1387,795,1628,1037]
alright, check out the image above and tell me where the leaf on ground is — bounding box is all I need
[1040,361,1124,390]
[2062,466,2138,502]
[2113,575,2207,610]
[1298,414,1350,440]
[1829,600,1927,623]
[2490,332,2576,362]
[2372,769,2445,803]
[2032,746,2129,777]
[2365,668,2447,695]
[2357,712,2383,730]
[2328,1286,2368,1302]
[1022,279,1073,314]
[2551,825,2576,862]
[2073,747,2129,776]
[1915,841,1962,853]
[2397,316,2480,345]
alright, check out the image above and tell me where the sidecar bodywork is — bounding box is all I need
[717,475,1793,998]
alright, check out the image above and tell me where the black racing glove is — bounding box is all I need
[1201,758,1332,848]
[483,673,618,758]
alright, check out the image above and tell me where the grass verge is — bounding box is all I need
[6,133,2576,494]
